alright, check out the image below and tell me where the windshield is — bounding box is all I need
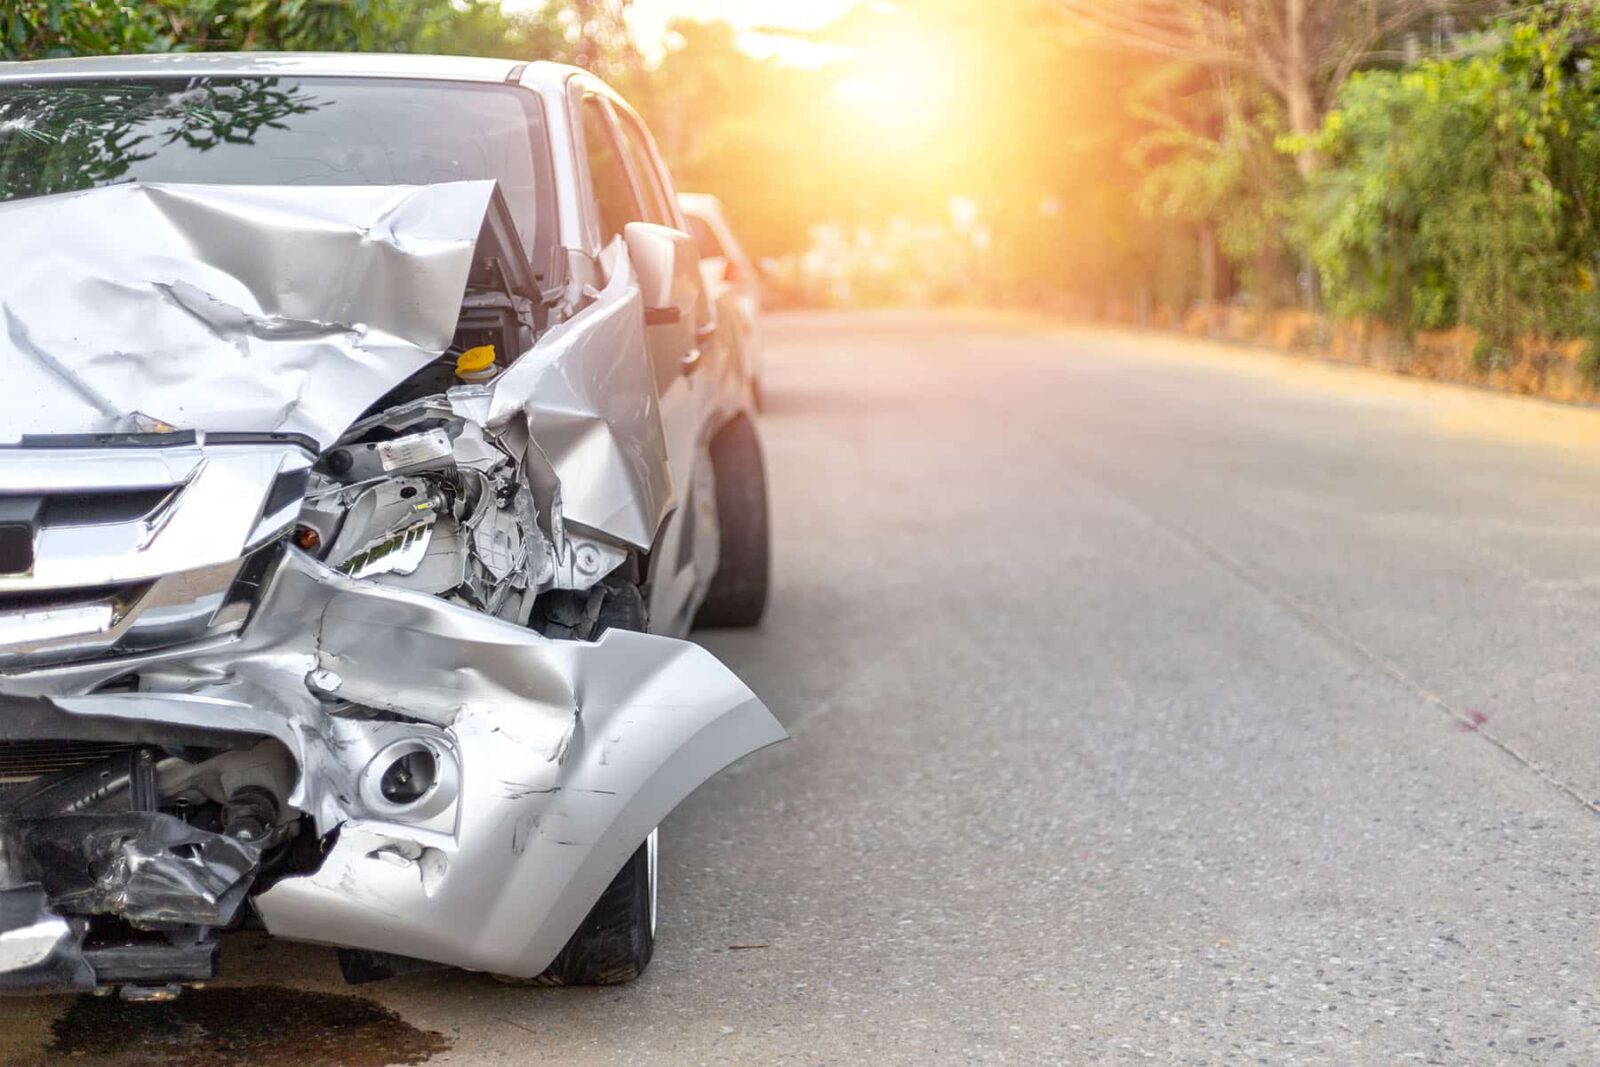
[0,76,551,256]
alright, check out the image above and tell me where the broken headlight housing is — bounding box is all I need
[291,399,551,625]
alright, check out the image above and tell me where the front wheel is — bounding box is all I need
[531,829,658,986]
[516,577,658,985]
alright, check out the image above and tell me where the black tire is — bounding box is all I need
[530,831,657,986]
[694,417,770,628]
[528,570,647,640]
[516,574,657,986]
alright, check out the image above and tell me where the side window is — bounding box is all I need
[614,111,675,228]
[581,97,640,248]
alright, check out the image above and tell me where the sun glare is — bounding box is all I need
[829,37,959,135]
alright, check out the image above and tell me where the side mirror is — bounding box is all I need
[625,222,699,327]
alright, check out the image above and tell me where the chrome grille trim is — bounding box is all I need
[0,558,248,668]
[0,440,312,592]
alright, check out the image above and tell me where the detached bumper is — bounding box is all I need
[0,550,785,982]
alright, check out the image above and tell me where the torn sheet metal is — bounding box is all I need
[0,813,260,927]
[484,257,673,551]
[0,181,495,450]
[5,549,786,977]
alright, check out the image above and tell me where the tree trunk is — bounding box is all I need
[1199,224,1220,333]
[1282,0,1321,179]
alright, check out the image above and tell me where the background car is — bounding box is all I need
[680,192,766,409]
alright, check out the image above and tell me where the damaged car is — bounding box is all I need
[0,53,782,996]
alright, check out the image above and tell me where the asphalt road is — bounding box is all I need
[12,310,1600,1065]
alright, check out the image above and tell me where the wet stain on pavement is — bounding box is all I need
[43,985,449,1066]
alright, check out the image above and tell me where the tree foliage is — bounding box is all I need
[1059,0,1509,177]
[0,1,609,62]
[1130,63,1302,304]
[1304,14,1600,360]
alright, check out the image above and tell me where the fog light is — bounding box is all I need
[358,738,458,820]
[380,749,436,805]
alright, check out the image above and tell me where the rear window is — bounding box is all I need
[0,76,554,260]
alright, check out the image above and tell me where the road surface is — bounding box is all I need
[12,310,1600,1065]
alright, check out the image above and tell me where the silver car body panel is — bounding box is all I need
[483,257,672,552]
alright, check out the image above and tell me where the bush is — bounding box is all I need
[1303,15,1600,350]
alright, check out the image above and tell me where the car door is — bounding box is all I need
[576,92,715,635]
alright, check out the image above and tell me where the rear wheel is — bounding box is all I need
[694,417,770,628]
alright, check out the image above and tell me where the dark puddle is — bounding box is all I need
[46,985,449,1067]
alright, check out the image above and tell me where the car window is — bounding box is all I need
[580,96,641,248]
[613,111,675,228]
[686,214,726,261]
[0,77,553,261]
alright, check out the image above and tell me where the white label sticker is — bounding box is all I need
[378,429,453,472]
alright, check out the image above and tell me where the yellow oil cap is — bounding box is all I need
[455,344,497,378]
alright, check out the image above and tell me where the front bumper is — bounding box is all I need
[0,548,785,985]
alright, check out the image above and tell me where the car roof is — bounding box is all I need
[0,52,580,86]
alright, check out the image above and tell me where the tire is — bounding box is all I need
[528,570,647,640]
[530,829,658,986]
[514,575,657,986]
[694,417,770,628]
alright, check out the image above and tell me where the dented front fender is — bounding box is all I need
[254,625,783,976]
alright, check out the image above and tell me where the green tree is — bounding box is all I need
[3,1,167,58]
[0,0,627,64]
[1305,15,1599,363]
[1058,0,1508,179]
[1131,64,1301,307]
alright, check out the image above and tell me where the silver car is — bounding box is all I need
[0,53,780,995]
[680,192,766,408]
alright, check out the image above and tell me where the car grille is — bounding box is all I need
[0,551,273,670]
[0,740,139,784]
[0,437,306,670]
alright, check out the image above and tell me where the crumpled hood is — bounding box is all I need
[0,180,497,450]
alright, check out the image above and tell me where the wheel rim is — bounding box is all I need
[646,827,659,939]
